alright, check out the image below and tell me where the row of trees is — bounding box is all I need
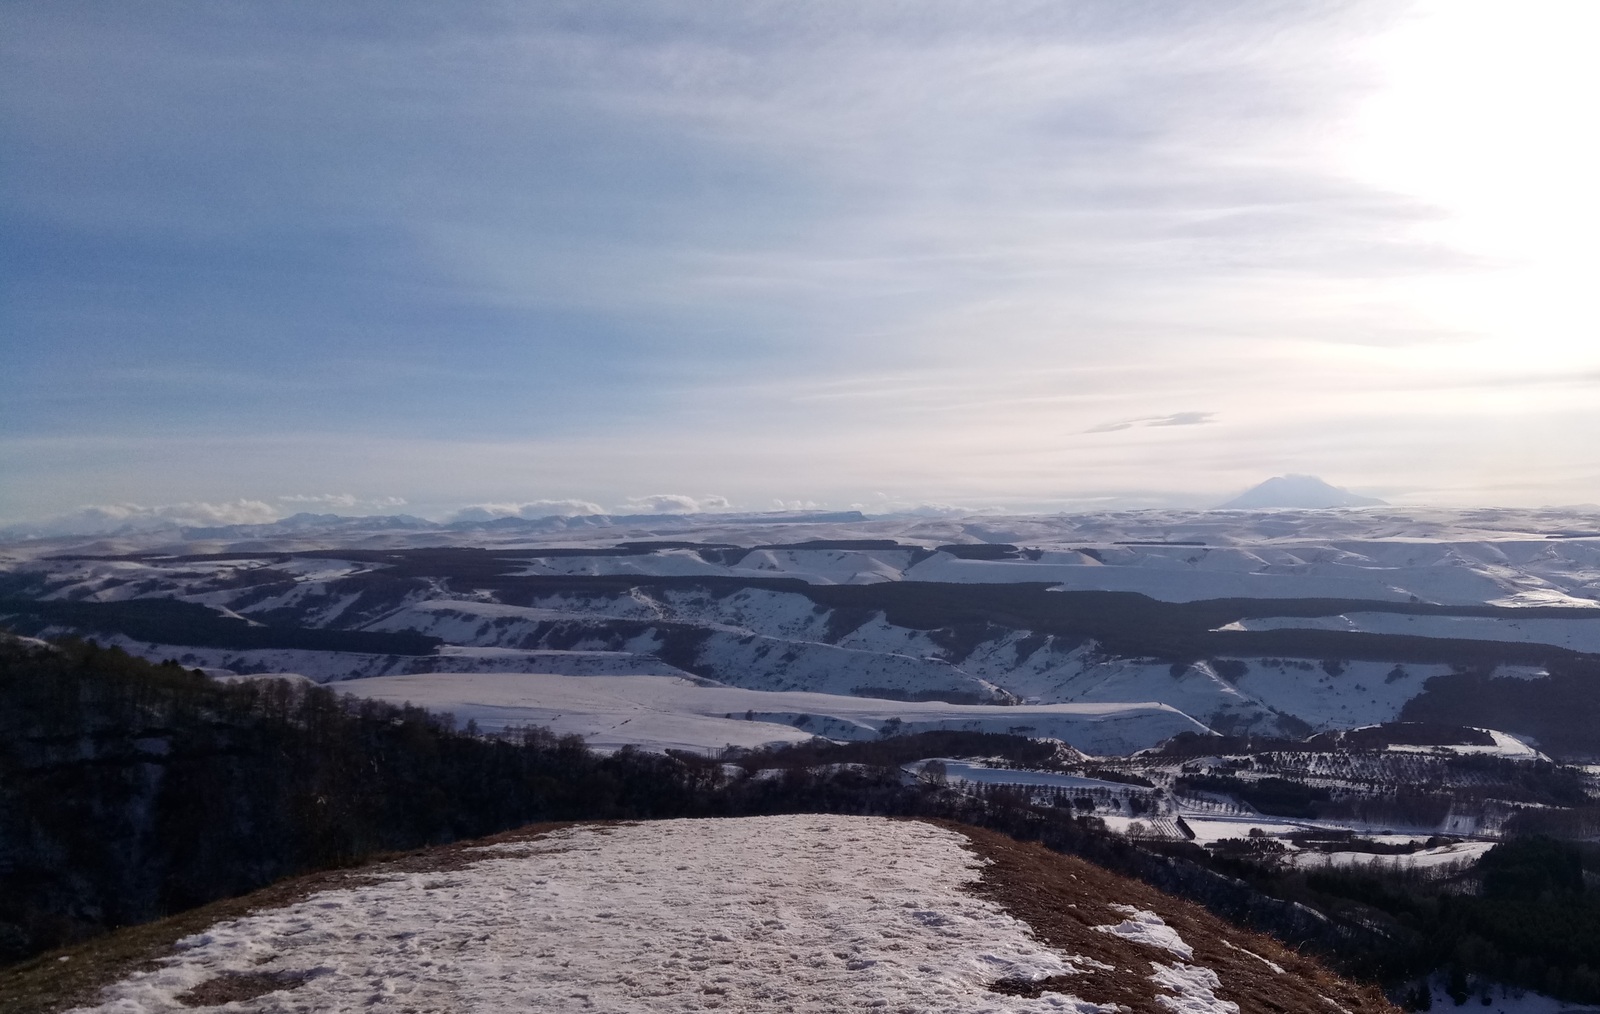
[0,638,718,962]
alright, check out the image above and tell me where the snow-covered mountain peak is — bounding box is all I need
[1219,476,1387,510]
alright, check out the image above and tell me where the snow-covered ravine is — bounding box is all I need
[68,817,1112,1013]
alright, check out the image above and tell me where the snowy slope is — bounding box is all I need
[65,817,1094,1013]
[364,596,1011,701]
[332,672,1211,755]
[78,634,694,682]
[1230,612,1600,654]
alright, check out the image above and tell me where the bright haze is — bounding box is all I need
[4,0,1596,527]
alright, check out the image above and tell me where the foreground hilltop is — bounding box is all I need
[9,815,1391,1014]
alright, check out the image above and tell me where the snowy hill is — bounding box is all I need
[47,815,1393,1014]
[1219,476,1387,510]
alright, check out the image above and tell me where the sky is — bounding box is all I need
[4,0,1599,527]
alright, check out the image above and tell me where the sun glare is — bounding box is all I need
[1351,0,1600,363]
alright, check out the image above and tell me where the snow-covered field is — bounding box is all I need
[1180,811,1503,859]
[1383,729,1545,760]
[332,672,1209,755]
[1280,840,1495,871]
[68,815,1216,1014]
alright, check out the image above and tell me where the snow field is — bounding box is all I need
[1094,905,1193,960]
[1383,729,1545,760]
[331,671,1211,755]
[70,816,1116,1013]
[1280,841,1495,871]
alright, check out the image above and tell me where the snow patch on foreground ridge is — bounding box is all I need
[1093,906,1240,1014]
[74,817,1126,1013]
[1095,905,1194,960]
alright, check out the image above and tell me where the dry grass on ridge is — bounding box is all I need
[946,819,1398,1014]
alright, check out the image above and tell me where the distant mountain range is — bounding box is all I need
[0,509,871,542]
[1219,475,1386,510]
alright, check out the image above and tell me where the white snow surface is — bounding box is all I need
[1282,841,1495,871]
[332,671,1209,755]
[1384,729,1546,760]
[1088,907,1241,1014]
[1093,905,1193,960]
[1147,961,1239,1014]
[70,816,1114,1014]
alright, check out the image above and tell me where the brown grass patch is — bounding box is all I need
[0,821,603,1014]
[174,969,311,1007]
[936,820,1399,1014]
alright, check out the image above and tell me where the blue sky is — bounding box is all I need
[5,0,1598,526]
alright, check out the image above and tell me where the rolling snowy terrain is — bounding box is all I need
[4,506,1600,757]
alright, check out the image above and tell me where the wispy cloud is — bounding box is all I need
[617,494,732,515]
[448,500,607,523]
[278,493,408,510]
[0,500,279,538]
[1086,411,1217,434]
[4,2,1598,515]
